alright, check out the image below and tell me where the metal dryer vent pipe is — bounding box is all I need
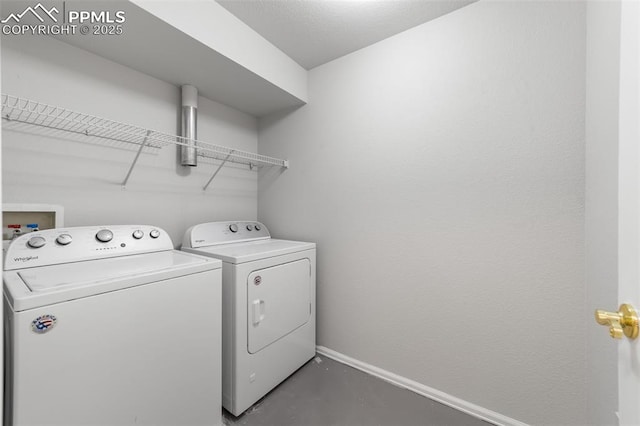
[181,84,198,167]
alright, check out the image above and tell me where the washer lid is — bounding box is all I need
[4,250,221,312]
[20,251,213,292]
[185,239,315,264]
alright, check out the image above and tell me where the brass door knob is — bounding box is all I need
[595,304,638,340]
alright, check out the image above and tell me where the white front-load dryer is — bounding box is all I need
[3,225,223,426]
[182,221,316,416]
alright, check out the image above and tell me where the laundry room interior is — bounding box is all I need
[1,0,638,425]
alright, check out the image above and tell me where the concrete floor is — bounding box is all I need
[223,355,491,426]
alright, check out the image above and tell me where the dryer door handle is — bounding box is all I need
[252,299,265,325]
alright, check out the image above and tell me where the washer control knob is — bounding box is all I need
[246,224,254,231]
[254,224,261,231]
[56,234,73,245]
[132,230,144,239]
[149,229,160,239]
[229,224,238,233]
[27,236,46,248]
[96,229,113,243]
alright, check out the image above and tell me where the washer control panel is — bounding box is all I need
[4,225,173,271]
[183,221,270,248]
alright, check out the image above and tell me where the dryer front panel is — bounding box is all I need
[247,259,311,354]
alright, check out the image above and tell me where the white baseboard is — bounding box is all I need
[315,346,528,426]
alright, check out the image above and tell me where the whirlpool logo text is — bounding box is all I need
[13,256,38,263]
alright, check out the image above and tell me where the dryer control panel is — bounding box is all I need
[182,221,270,249]
[4,225,173,270]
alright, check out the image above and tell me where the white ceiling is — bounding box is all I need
[216,0,477,70]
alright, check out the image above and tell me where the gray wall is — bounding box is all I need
[584,3,620,424]
[2,35,259,245]
[258,2,586,425]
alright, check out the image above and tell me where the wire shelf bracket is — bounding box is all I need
[203,150,234,191]
[122,130,152,188]
[1,94,289,189]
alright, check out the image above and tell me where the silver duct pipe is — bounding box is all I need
[181,85,198,167]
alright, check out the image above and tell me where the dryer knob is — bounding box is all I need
[96,229,113,243]
[254,224,261,231]
[229,224,238,233]
[56,234,73,245]
[27,236,46,249]
[132,230,144,239]
[246,224,254,231]
[149,229,160,239]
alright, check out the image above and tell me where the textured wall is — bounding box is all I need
[258,2,586,424]
[2,35,258,246]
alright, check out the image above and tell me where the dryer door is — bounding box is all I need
[247,258,311,354]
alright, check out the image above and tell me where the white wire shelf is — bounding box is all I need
[1,94,288,189]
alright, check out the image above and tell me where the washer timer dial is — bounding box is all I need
[56,234,73,245]
[95,229,113,243]
[27,236,46,249]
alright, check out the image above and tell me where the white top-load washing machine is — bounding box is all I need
[4,225,223,426]
[182,221,316,416]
